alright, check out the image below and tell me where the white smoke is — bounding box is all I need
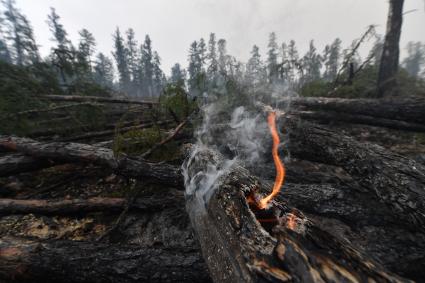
[182,82,297,214]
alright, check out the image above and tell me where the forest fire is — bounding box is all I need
[258,111,286,210]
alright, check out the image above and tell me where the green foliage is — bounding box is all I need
[159,82,196,121]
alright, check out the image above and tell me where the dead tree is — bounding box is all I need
[41,95,158,106]
[377,0,405,97]
[184,148,412,282]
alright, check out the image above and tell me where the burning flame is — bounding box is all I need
[258,112,286,209]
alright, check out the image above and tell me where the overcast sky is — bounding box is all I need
[15,0,425,73]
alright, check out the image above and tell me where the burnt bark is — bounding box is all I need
[377,0,405,97]
[285,117,425,231]
[184,148,411,283]
[0,237,210,283]
[0,136,183,188]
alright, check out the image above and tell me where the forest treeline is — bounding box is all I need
[0,0,424,102]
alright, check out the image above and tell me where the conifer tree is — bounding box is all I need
[77,28,96,76]
[207,33,218,80]
[323,38,341,81]
[140,34,154,96]
[246,45,266,87]
[302,40,322,83]
[112,27,130,93]
[2,0,39,65]
[267,32,279,82]
[402,41,425,78]
[152,51,164,95]
[287,40,299,83]
[217,38,228,75]
[47,7,74,84]
[170,63,185,86]
[94,52,114,89]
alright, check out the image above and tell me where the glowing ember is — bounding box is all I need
[258,112,286,209]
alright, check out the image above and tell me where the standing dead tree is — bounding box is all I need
[377,0,405,97]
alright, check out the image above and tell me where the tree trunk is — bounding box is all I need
[377,0,404,97]
[0,193,182,216]
[0,237,210,283]
[0,136,183,188]
[295,110,425,132]
[284,96,425,124]
[41,95,158,106]
[285,117,425,231]
[184,147,411,283]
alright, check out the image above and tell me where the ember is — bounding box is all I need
[259,111,286,209]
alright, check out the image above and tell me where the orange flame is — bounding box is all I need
[258,112,286,209]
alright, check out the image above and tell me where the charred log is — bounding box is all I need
[286,117,425,231]
[184,148,411,282]
[0,237,210,283]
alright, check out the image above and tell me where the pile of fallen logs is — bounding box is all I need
[0,96,424,282]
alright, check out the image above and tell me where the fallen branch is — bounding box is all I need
[0,237,210,283]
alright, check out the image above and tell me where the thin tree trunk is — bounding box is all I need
[377,0,404,97]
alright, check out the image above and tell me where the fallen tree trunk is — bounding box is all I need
[184,148,410,282]
[41,95,158,107]
[0,237,210,283]
[0,193,182,215]
[285,96,425,124]
[296,110,425,132]
[0,154,53,177]
[0,136,182,188]
[285,117,425,231]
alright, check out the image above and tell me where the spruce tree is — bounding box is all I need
[94,52,114,89]
[3,0,39,65]
[402,41,425,78]
[267,32,279,82]
[112,27,130,94]
[302,40,322,83]
[47,7,74,84]
[77,28,96,76]
[126,28,140,95]
[170,63,185,86]
[217,38,227,75]
[140,34,154,96]
[287,40,299,83]
[323,38,341,81]
[152,51,164,95]
[246,45,266,87]
[207,33,218,80]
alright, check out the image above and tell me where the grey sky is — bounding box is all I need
[16,0,425,73]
